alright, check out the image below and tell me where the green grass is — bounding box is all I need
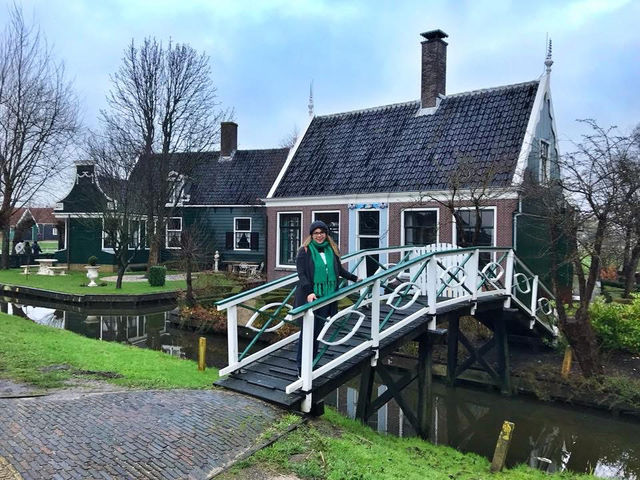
[222,408,593,480]
[0,268,186,294]
[0,313,218,389]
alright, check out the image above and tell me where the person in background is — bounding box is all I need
[23,241,32,266]
[32,240,42,257]
[294,220,359,374]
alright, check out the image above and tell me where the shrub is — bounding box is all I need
[87,256,98,266]
[148,266,167,287]
[590,295,640,354]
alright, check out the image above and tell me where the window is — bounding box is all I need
[403,210,437,246]
[128,220,147,249]
[358,210,380,276]
[166,217,182,249]
[454,209,495,247]
[102,218,148,250]
[167,171,185,205]
[312,211,340,245]
[234,217,251,250]
[278,212,302,266]
[540,140,550,183]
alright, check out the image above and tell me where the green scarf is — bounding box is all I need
[308,239,337,297]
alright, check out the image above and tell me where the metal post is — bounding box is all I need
[300,309,315,413]
[504,250,514,308]
[227,305,238,368]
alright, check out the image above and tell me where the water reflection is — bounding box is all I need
[325,369,639,479]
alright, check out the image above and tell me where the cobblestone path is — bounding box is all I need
[0,388,283,479]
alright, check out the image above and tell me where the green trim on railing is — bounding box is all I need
[238,287,296,361]
[436,252,474,296]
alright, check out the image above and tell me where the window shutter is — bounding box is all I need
[250,232,259,251]
[225,232,233,250]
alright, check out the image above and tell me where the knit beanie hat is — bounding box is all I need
[309,220,329,235]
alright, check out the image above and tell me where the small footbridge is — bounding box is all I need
[215,245,558,432]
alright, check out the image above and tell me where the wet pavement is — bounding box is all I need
[0,387,284,479]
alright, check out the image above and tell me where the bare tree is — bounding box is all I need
[173,222,213,306]
[0,6,79,268]
[416,156,512,247]
[526,120,637,377]
[279,125,299,149]
[100,37,228,269]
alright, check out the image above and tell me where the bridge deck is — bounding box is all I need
[216,296,518,410]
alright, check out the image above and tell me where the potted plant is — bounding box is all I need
[85,256,100,287]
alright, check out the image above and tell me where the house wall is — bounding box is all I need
[266,198,518,281]
[267,204,351,280]
[183,206,267,268]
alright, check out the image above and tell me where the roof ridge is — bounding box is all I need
[444,80,539,98]
[319,100,420,119]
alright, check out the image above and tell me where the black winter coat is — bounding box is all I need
[294,245,358,317]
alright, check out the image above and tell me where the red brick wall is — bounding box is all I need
[266,198,518,281]
[266,204,350,280]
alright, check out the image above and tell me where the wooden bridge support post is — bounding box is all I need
[494,312,512,394]
[447,314,459,386]
[417,334,433,440]
[356,362,375,424]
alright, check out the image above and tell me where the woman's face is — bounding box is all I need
[312,229,327,241]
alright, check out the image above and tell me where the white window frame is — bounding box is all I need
[128,219,148,249]
[52,227,58,236]
[356,208,381,251]
[312,210,341,246]
[233,217,252,251]
[400,208,439,246]
[102,218,150,252]
[451,206,497,247]
[276,211,303,269]
[539,139,550,183]
[165,217,182,250]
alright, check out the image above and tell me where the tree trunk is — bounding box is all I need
[622,244,640,298]
[148,238,160,268]
[116,264,126,289]
[558,307,603,377]
[1,225,10,269]
[185,256,195,307]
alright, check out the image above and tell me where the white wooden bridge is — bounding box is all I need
[215,245,558,425]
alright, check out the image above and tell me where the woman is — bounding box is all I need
[294,220,359,373]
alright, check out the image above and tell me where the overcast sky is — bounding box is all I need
[6,0,640,200]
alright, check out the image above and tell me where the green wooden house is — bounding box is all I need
[54,123,289,271]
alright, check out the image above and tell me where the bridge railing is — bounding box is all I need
[215,246,558,411]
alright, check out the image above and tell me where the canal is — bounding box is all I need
[3,297,638,479]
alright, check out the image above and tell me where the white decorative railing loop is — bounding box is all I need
[439,265,467,288]
[514,272,531,294]
[385,282,421,311]
[317,308,366,346]
[245,302,292,333]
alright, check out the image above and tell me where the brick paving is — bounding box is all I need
[0,388,283,479]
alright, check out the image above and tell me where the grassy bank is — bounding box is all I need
[0,269,187,294]
[0,313,218,389]
[222,408,593,480]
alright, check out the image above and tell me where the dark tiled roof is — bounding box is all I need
[181,148,289,205]
[273,81,538,197]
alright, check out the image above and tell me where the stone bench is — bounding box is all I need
[48,266,68,276]
[20,264,39,274]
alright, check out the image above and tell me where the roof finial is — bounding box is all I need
[308,80,314,117]
[544,37,553,74]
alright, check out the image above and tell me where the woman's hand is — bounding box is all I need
[307,293,317,303]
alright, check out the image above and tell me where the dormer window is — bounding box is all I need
[540,140,550,183]
[167,171,186,204]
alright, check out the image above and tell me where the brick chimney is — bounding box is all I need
[220,122,238,157]
[420,29,448,108]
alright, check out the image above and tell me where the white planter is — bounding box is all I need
[85,265,100,287]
